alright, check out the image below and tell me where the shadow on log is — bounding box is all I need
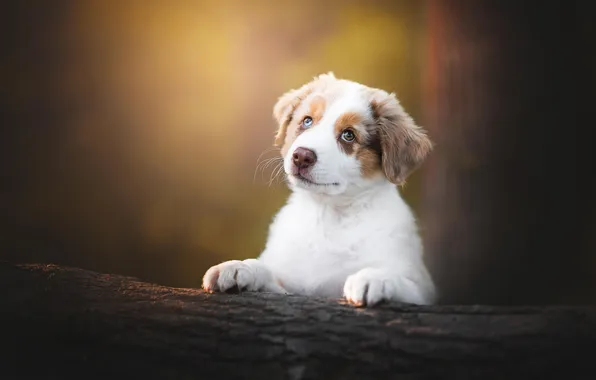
[1,262,595,379]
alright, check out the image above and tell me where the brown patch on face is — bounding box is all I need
[334,112,361,135]
[273,85,313,148]
[279,95,327,157]
[332,111,383,177]
[356,128,383,178]
[309,96,326,124]
[273,73,336,154]
[334,112,362,155]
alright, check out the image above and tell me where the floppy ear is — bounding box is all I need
[272,85,310,147]
[272,72,335,147]
[371,91,433,185]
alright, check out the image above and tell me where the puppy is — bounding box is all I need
[202,73,436,306]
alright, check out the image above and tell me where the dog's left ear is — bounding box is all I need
[272,83,313,147]
[370,91,433,185]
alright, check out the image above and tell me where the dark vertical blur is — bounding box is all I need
[422,0,596,304]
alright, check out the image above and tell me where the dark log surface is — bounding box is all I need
[1,262,595,380]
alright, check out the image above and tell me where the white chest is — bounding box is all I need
[259,200,393,297]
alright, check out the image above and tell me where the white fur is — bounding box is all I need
[202,76,436,306]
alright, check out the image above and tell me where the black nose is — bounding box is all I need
[292,147,317,169]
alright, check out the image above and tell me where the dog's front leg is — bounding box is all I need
[202,259,286,294]
[343,267,434,307]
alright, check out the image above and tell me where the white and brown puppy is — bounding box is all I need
[202,73,436,306]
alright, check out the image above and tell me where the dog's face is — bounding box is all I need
[273,73,432,196]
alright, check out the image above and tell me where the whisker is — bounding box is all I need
[268,169,281,187]
[268,161,285,187]
[276,171,288,185]
[260,157,281,181]
[267,162,281,187]
[263,157,280,169]
[255,146,278,164]
[253,147,281,185]
[274,164,288,185]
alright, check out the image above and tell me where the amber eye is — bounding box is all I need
[341,129,356,142]
[302,116,313,128]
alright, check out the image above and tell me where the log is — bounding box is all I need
[1,262,595,380]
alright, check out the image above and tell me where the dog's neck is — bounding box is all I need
[291,180,398,210]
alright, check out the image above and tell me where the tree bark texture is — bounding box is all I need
[1,262,595,380]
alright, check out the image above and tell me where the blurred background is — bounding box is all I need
[1,0,594,305]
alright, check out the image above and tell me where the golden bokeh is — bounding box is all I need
[3,0,427,287]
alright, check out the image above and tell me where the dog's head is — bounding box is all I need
[273,72,432,196]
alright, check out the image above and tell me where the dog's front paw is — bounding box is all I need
[202,259,286,294]
[343,267,431,306]
[343,268,391,307]
[202,260,260,293]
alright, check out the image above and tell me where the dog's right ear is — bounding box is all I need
[272,73,335,147]
[370,90,433,185]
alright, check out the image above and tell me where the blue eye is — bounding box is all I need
[302,116,313,128]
